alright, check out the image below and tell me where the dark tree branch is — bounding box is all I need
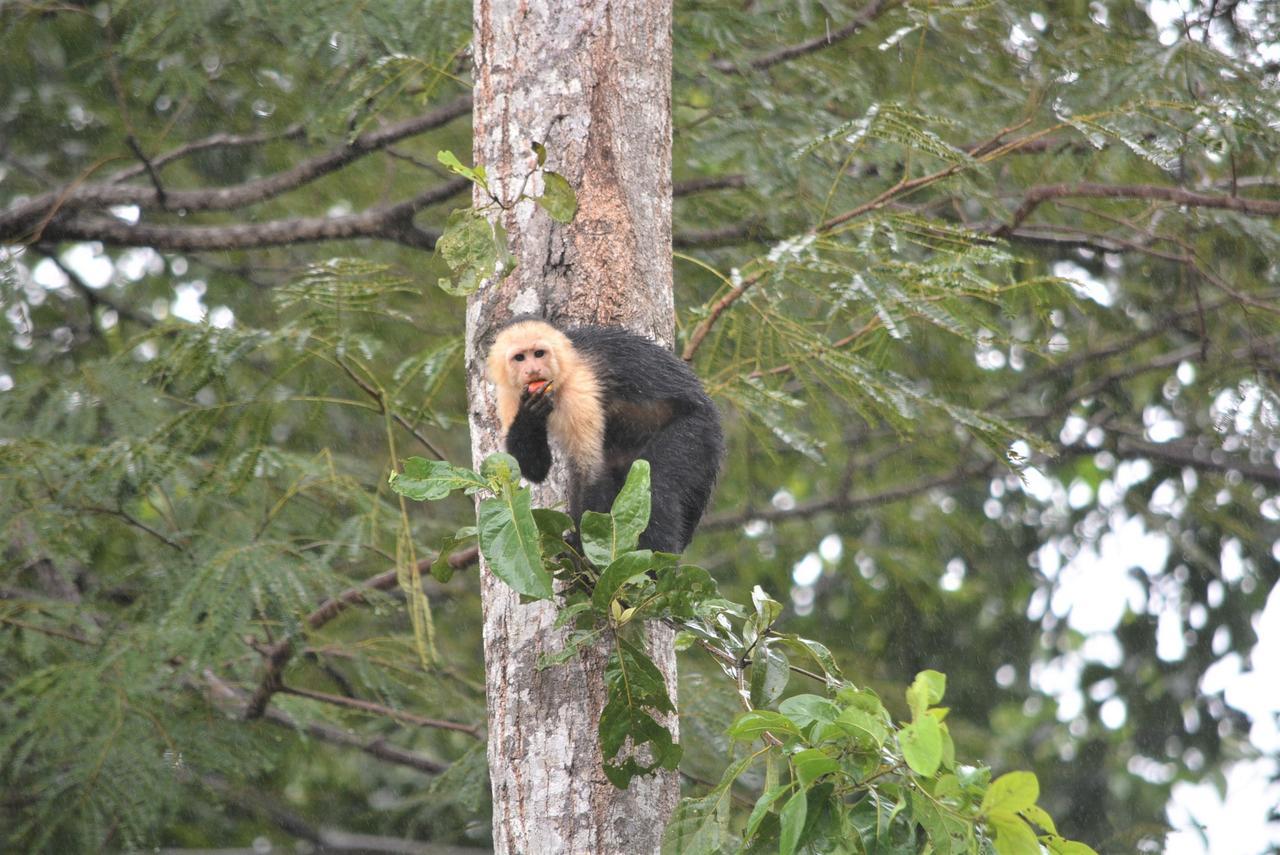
[204,671,449,774]
[279,684,482,737]
[108,124,308,183]
[711,0,897,73]
[999,181,1280,235]
[674,220,772,249]
[242,547,479,720]
[703,458,992,531]
[673,174,746,196]
[196,770,480,853]
[27,179,467,253]
[0,95,472,240]
[32,245,154,327]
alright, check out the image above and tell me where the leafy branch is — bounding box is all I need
[390,454,1098,855]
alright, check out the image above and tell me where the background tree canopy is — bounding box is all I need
[1,0,1278,852]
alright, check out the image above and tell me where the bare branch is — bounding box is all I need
[242,548,479,720]
[703,458,992,531]
[674,220,771,249]
[279,684,482,738]
[203,670,448,774]
[27,179,467,253]
[999,181,1280,235]
[711,0,897,73]
[673,174,746,196]
[109,124,307,183]
[0,95,472,240]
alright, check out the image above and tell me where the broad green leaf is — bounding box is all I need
[910,790,971,855]
[835,706,887,748]
[980,771,1039,816]
[429,526,476,583]
[1044,837,1100,855]
[477,490,552,600]
[390,457,486,501]
[751,584,783,629]
[633,561,715,622]
[776,635,843,681]
[592,550,655,613]
[600,637,679,787]
[906,669,946,718]
[727,710,801,742]
[745,783,791,841]
[435,208,511,296]
[988,813,1040,855]
[480,452,521,486]
[899,715,943,776]
[610,460,652,553]
[580,460,651,566]
[749,645,791,709]
[779,694,839,730]
[536,627,601,669]
[538,170,578,223]
[1021,804,1057,835]
[792,748,840,787]
[437,149,480,182]
[778,788,808,855]
[662,753,754,854]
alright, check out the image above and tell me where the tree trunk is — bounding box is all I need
[464,1,678,853]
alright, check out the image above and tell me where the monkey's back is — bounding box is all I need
[565,325,724,551]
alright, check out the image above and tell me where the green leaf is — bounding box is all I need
[480,452,522,487]
[726,710,801,742]
[389,457,486,501]
[662,754,753,855]
[910,790,971,855]
[538,170,578,223]
[531,507,575,556]
[750,584,783,631]
[633,562,716,622]
[988,813,1040,855]
[792,748,840,787]
[1044,836,1100,855]
[435,208,511,296]
[745,783,791,841]
[580,460,651,566]
[979,771,1040,816]
[834,706,887,748]
[600,636,680,787]
[536,627,601,669]
[1021,804,1057,835]
[477,490,553,600]
[749,645,791,709]
[906,669,946,719]
[437,149,481,183]
[899,715,943,776]
[778,788,808,855]
[779,694,839,731]
[592,550,656,614]
[429,526,476,583]
[775,635,843,682]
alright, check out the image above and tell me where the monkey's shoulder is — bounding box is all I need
[566,326,706,405]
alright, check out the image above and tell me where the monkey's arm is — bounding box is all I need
[505,387,554,482]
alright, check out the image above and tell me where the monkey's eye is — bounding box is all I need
[534,349,546,358]
[513,353,525,362]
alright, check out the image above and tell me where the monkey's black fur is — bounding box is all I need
[505,323,724,554]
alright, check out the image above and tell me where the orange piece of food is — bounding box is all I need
[527,380,550,394]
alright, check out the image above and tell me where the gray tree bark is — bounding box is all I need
[464,1,678,854]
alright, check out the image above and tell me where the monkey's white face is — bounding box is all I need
[504,337,558,389]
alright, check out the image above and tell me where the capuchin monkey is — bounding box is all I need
[487,316,724,554]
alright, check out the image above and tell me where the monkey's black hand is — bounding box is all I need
[519,383,555,419]
[507,383,554,482]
